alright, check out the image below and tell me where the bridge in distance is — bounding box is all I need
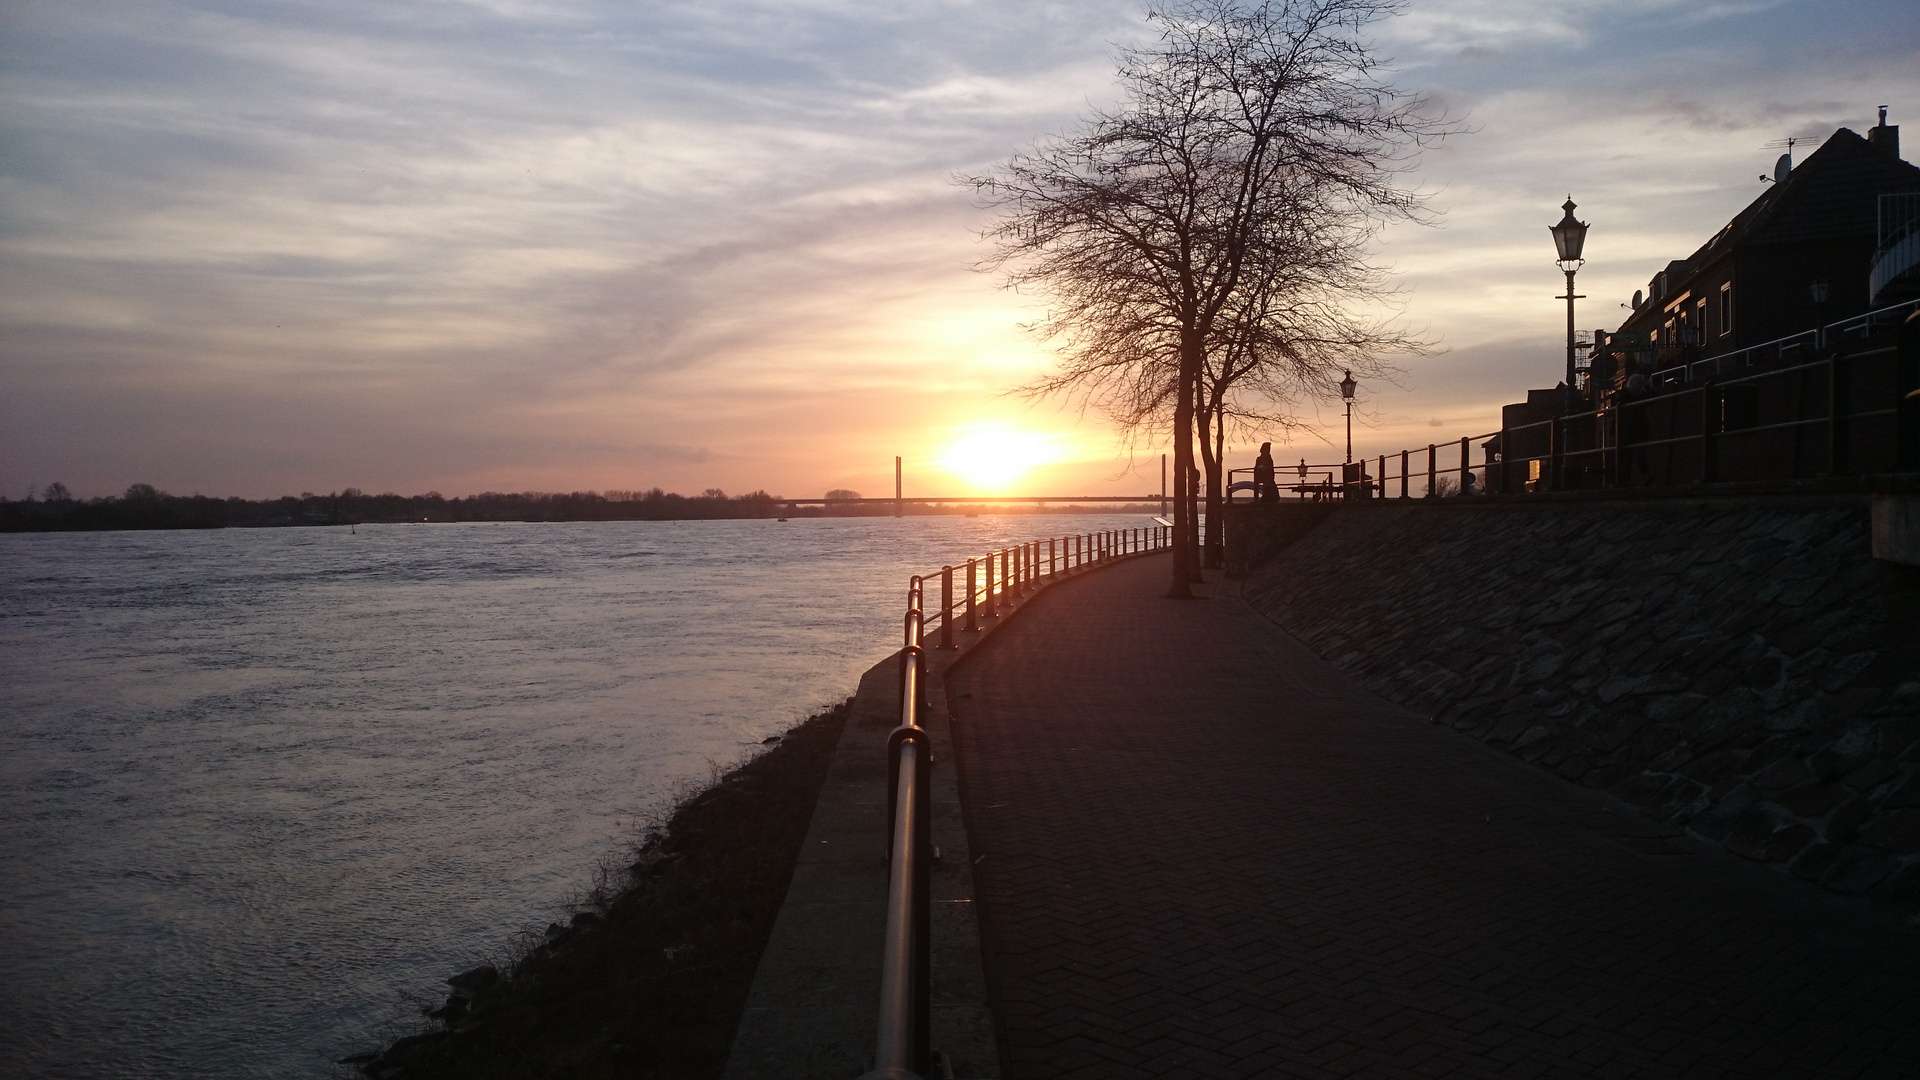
[777,495,1162,505]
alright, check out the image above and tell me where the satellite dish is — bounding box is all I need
[1774,153,1792,183]
[1632,289,1644,310]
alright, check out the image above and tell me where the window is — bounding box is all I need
[1719,282,1733,336]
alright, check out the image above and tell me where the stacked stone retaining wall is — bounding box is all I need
[1236,496,1920,919]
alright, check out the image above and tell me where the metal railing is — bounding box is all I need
[1873,192,1920,304]
[907,526,1173,650]
[1230,438,1480,503]
[873,576,932,1078]
[866,524,1169,1080]
[1226,304,1917,501]
[1651,298,1918,386]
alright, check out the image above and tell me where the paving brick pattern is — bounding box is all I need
[946,554,1920,1079]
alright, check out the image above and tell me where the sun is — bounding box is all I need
[936,425,1057,493]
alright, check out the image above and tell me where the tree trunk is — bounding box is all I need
[1197,400,1225,569]
[1168,337,1199,598]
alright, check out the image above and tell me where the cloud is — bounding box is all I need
[3,0,1917,497]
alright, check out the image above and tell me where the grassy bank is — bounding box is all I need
[350,700,850,1079]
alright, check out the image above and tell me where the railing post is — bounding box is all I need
[1828,351,1850,475]
[998,549,1009,606]
[964,559,977,632]
[1546,418,1561,492]
[984,552,996,615]
[939,566,955,649]
[1460,436,1471,496]
[1701,382,1719,484]
[1427,444,1436,498]
[1609,408,1624,487]
[1049,537,1057,578]
[1400,450,1409,498]
[1377,455,1386,500]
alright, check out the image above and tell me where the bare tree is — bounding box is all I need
[1191,206,1427,564]
[966,0,1450,594]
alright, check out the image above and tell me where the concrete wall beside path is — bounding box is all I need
[1235,493,1920,919]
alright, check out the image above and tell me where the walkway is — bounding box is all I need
[946,553,1920,1079]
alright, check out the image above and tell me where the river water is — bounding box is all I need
[0,514,1154,1078]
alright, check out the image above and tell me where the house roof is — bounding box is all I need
[1620,126,1920,327]
[1689,127,1920,260]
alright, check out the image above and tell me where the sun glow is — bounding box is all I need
[936,424,1060,493]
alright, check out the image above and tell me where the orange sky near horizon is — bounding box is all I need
[3,1,1915,503]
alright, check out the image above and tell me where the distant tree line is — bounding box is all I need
[2,484,1159,532]
[1,484,790,532]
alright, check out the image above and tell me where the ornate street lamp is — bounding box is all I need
[1549,196,1589,399]
[1339,369,1356,463]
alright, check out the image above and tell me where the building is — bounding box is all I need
[1600,111,1918,389]
[1491,110,1919,492]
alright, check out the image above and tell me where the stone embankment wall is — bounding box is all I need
[1235,495,1920,918]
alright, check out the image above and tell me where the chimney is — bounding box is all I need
[1869,104,1901,160]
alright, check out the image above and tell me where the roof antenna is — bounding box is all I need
[1759,134,1815,183]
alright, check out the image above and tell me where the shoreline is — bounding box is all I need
[346,699,852,1079]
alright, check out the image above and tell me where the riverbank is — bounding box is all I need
[348,700,850,1079]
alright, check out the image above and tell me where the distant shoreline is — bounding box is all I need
[2,491,1164,533]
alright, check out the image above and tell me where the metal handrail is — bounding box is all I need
[871,576,931,1079]
[1651,298,1918,385]
[1223,307,1915,500]
[867,525,1169,1079]
[909,526,1172,642]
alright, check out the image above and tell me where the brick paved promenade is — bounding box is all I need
[945,553,1920,1079]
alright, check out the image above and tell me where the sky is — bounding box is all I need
[2,0,1916,501]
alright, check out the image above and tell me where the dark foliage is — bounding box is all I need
[0,486,789,532]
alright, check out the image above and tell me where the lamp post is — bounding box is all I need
[1339,369,1356,463]
[1549,197,1589,401]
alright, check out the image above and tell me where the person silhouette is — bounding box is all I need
[1254,443,1278,503]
